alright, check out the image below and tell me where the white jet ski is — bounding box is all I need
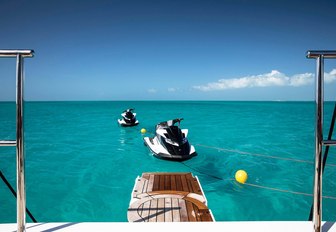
[118,108,139,127]
[144,118,197,161]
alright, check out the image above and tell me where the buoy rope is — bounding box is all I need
[180,162,336,200]
[195,144,336,167]
[244,182,336,200]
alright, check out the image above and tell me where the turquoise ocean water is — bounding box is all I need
[0,101,335,223]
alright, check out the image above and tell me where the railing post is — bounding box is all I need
[0,49,33,232]
[313,55,323,232]
[307,50,336,232]
[16,54,26,232]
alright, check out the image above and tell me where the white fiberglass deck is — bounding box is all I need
[1,221,336,232]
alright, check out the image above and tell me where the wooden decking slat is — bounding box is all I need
[137,201,144,222]
[132,178,145,198]
[180,174,189,192]
[140,200,151,222]
[142,180,149,196]
[142,173,150,181]
[190,178,202,195]
[159,175,165,191]
[164,197,173,222]
[171,197,180,222]
[175,175,182,191]
[178,198,188,222]
[142,173,150,194]
[153,175,160,191]
[187,178,193,194]
[193,202,201,222]
[147,174,155,192]
[186,201,196,222]
[148,199,158,222]
[171,175,176,191]
[200,209,213,222]
[157,198,165,222]
[164,175,171,190]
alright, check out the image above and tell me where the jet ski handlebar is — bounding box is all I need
[123,108,134,112]
[158,118,184,127]
[172,118,183,124]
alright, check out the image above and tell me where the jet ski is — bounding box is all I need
[118,109,139,127]
[144,118,197,161]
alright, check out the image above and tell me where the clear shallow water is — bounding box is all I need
[0,101,335,222]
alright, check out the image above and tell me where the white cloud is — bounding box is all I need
[193,69,336,91]
[289,73,314,86]
[325,69,336,83]
[168,87,178,92]
[147,88,157,93]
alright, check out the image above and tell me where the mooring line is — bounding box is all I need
[195,143,336,167]
[181,162,336,200]
[181,161,223,181]
[244,182,336,200]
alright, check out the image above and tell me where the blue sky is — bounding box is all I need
[0,0,335,101]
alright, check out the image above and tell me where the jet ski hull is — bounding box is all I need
[118,119,139,127]
[144,136,197,161]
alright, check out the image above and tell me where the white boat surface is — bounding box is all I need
[1,221,336,232]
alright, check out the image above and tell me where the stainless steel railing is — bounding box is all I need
[0,49,34,232]
[307,50,336,232]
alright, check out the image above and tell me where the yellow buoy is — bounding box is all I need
[140,128,147,134]
[235,170,248,184]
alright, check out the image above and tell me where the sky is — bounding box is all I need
[0,0,336,101]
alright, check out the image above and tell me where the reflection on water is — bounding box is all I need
[118,126,139,149]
